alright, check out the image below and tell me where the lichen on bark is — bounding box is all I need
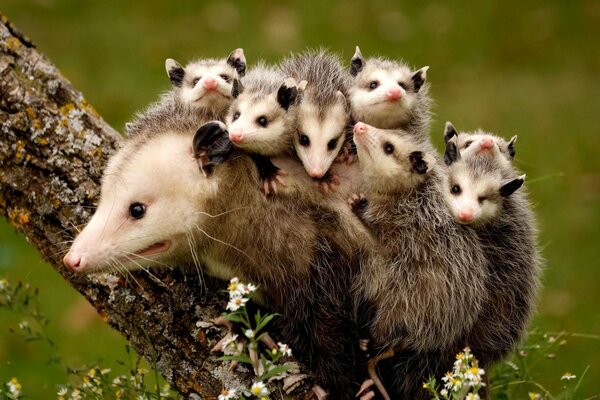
[0,14,312,399]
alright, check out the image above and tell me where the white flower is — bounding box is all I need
[245,329,255,339]
[18,321,29,330]
[7,378,22,396]
[0,278,8,290]
[561,372,576,381]
[466,394,480,400]
[277,342,292,357]
[242,283,257,294]
[223,334,239,350]
[440,389,448,396]
[57,387,68,396]
[250,381,269,397]
[100,368,111,375]
[226,294,249,311]
[218,387,238,400]
[228,277,245,296]
[70,389,82,400]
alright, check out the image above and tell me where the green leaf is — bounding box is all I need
[218,354,253,365]
[260,365,291,381]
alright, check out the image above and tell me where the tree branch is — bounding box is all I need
[0,14,313,399]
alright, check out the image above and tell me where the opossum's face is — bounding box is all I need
[353,122,434,193]
[226,79,300,156]
[294,92,348,178]
[349,49,428,129]
[443,137,525,225]
[63,133,219,273]
[166,49,246,113]
[443,123,517,165]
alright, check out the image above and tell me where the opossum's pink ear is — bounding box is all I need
[165,58,185,87]
[444,136,461,166]
[193,121,234,175]
[350,46,364,76]
[409,151,430,175]
[227,48,246,77]
[232,78,244,98]
[507,135,517,159]
[500,174,525,197]
[444,121,458,144]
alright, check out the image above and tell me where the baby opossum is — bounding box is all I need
[280,49,353,181]
[226,63,304,194]
[349,47,431,138]
[443,129,541,368]
[349,122,487,399]
[63,104,370,399]
[164,48,246,119]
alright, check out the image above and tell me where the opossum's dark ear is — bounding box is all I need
[500,174,525,197]
[507,135,517,159]
[193,122,234,175]
[227,48,246,77]
[409,151,430,175]
[232,78,244,98]
[444,121,458,144]
[411,66,429,92]
[444,136,461,166]
[350,46,365,77]
[277,78,300,111]
[165,58,185,88]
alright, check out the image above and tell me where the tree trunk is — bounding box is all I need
[0,14,313,399]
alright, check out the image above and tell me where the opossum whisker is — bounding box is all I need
[54,210,84,234]
[121,254,169,288]
[118,250,170,269]
[193,224,255,263]
[100,190,119,241]
[113,257,144,290]
[192,206,253,218]
[186,229,207,296]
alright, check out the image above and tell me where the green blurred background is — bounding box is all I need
[0,0,598,398]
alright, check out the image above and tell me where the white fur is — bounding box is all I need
[178,62,236,111]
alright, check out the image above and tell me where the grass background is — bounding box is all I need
[0,0,598,397]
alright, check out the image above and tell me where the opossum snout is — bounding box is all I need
[63,251,83,271]
[354,121,368,135]
[203,78,218,91]
[479,137,494,151]
[308,168,324,178]
[229,129,244,143]
[458,210,474,223]
[387,87,401,101]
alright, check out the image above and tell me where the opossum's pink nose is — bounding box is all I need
[480,137,494,151]
[458,210,474,223]
[309,168,324,178]
[354,122,369,135]
[203,78,218,90]
[229,129,244,143]
[63,251,82,271]
[387,87,401,101]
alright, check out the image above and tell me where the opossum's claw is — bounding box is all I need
[348,193,368,215]
[261,169,287,196]
[316,170,340,193]
[359,338,370,352]
[312,384,329,400]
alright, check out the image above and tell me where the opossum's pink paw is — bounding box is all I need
[211,332,234,353]
[261,169,288,196]
[316,171,340,193]
[311,384,329,400]
[359,338,370,352]
[356,379,375,399]
[259,333,278,350]
[211,315,234,330]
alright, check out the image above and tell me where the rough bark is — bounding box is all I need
[0,14,313,399]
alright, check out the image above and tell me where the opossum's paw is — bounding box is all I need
[336,143,358,165]
[348,193,368,215]
[261,169,288,196]
[359,338,370,352]
[210,316,244,370]
[312,384,329,400]
[356,379,376,400]
[315,170,340,193]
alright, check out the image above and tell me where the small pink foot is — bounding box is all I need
[262,169,288,196]
[312,384,329,400]
[316,170,340,193]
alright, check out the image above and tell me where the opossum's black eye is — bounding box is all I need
[327,138,338,151]
[129,203,146,219]
[451,185,462,195]
[192,77,201,87]
[369,81,379,90]
[384,143,394,154]
[299,134,310,147]
[220,74,231,83]
[232,111,240,121]
[257,116,268,127]
[478,196,487,204]
[464,141,473,148]
[398,82,408,90]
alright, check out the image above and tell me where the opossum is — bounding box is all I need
[349,122,487,399]
[349,47,431,139]
[280,49,353,181]
[163,48,246,119]
[225,63,304,194]
[63,104,371,399]
[443,131,541,368]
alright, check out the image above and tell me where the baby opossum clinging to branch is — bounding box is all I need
[443,122,541,369]
[63,102,372,399]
